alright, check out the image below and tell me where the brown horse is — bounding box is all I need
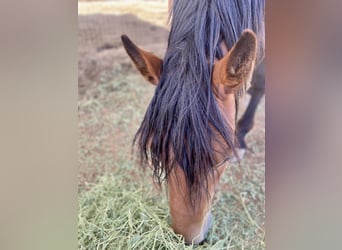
[121,0,264,245]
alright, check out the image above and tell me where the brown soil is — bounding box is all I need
[78,12,169,95]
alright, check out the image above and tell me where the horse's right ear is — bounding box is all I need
[213,30,257,94]
[121,35,163,85]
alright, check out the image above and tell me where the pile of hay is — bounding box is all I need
[78,161,264,249]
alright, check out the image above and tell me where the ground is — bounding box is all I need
[78,1,265,249]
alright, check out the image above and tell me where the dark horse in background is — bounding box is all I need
[121,0,264,245]
[236,59,265,157]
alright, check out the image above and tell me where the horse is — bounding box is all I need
[121,0,265,245]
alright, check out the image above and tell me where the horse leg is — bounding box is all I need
[236,60,265,151]
[168,165,226,245]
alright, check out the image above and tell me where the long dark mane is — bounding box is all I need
[134,0,265,206]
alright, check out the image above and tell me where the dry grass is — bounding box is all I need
[78,159,265,249]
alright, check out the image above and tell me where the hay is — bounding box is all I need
[78,159,264,249]
[78,173,186,249]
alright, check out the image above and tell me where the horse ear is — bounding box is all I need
[213,30,257,93]
[121,35,163,85]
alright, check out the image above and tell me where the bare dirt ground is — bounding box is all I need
[78,1,169,95]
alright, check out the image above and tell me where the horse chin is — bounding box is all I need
[185,212,213,245]
[201,211,213,242]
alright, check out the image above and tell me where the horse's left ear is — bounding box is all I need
[213,30,257,93]
[121,35,163,85]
